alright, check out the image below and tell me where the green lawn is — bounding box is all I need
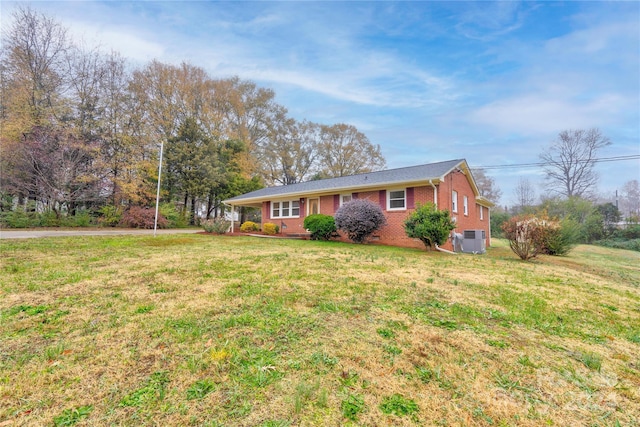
[1,235,638,426]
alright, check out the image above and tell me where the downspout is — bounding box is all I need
[487,206,491,247]
[435,244,456,255]
[428,180,437,208]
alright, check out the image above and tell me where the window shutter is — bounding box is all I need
[352,193,359,199]
[379,190,386,209]
[334,194,340,211]
[266,201,271,218]
[407,187,415,209]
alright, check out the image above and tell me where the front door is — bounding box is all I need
[308,198,319,215]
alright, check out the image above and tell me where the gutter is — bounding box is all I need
[428,180,438,209]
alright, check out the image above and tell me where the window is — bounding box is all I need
[340,194,352,206]
[387,189,406,210]
[271,200,300,218]
[479,205,484,220]
[463,196,468,216]
[452,190,458,213]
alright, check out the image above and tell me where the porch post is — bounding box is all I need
[230,204,235,233]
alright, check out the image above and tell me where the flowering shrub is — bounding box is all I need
[303,214,337,241]
[262,222,279,235]
[501,213,576,260]
[240,221,259,232]
[202,218,231,234]
[120,206,168,229]
[335,199,386,244]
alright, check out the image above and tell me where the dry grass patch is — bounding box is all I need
[0,235,638,426]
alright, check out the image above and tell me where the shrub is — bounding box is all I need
[160,203,189,228]
[98,205,123,227]
[38,211,61,227]
[502,213,576,259]
[303,214,337,241]
[594,238,640,252]
[120,206,168,229]
[263,222,279,235]
[612,224,640,240]
[202,218,231,234]
[502,215,549,260]
[539,218,579,256]
[240,221,259,232]
[335,199,386,244]
[0,210,35,228]
[403,203,456,250]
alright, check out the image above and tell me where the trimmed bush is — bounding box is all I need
[202,218,231,234]
[335,199,386,244]
[120,206,168,229]
[240,221,259,232]
[403,203,456,250]
[262,222,279,235]
[303,214,337,241]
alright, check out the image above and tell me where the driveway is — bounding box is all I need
[0,228,201,239]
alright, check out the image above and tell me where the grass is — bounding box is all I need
[0,235,639,426]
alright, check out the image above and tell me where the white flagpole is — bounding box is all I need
[153,141,164,237]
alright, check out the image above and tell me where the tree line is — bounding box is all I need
[0,7,385,225]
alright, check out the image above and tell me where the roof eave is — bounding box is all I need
[224,177,444,206]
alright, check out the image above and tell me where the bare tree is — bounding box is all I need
[513,177,535,213]
[471,169,501,204]
[261,114,318,185]
[316,123,386,178]
[540,128,611,198]
[1,6,70,128]
[620,179,640,220]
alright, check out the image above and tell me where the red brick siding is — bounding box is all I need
[258,170,490,250]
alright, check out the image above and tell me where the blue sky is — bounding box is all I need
[3,1,639,206]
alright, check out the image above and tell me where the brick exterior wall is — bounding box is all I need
[259,170,490,251]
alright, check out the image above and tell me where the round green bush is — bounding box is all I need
[303,214,337,241]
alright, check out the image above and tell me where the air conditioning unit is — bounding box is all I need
[462,229,486,254]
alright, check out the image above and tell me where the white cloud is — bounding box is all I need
[469,93,631,135]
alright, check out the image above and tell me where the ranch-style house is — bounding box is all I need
[224,159,494,251]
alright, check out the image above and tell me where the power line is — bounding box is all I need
[471,155,640,171]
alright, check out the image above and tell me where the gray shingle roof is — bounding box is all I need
[225,159,466,204]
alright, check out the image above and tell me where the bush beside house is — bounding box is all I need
[335,199,387,244]
[404,203,456,251]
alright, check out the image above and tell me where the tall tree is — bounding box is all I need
[620,179,640,220]
[1,6,70,131]
[6,125,100,216]
[540,128,611,198]
[1,6,73,209]
[316,123,386,178]
[261,114,318,185]
[471,169,501,204]
[513,177,535,213]
[165,117,217,223]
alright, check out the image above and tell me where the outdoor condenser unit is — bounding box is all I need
[462,230,486,254]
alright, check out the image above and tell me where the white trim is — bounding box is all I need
[387,188,407,211]
[271,200,300,219]
[463,195,468,216]
[340,193,352,206]
[479,205,484,220]
[452,190,458,213]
